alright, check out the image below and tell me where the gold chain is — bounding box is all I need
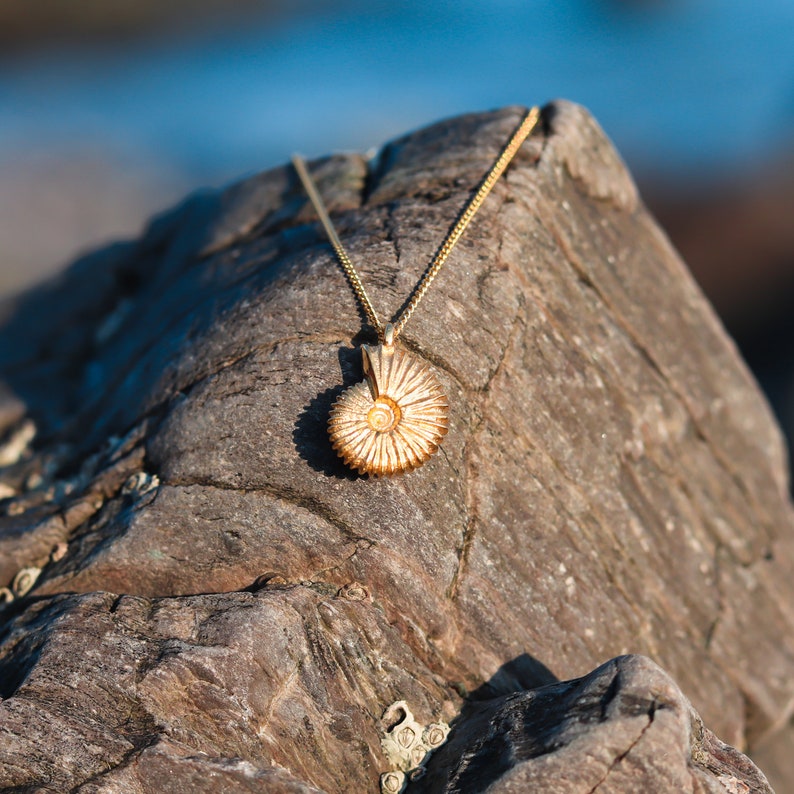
[292,106,540,343]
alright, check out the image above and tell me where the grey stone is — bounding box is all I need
[0,101,790,792]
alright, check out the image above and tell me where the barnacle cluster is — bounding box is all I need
[379,701,450,793]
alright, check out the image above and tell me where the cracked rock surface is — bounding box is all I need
[0,101,791,792]
[417,655,773,794]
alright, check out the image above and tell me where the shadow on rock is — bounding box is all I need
[294,385,360,480]
[467,652,558,700]
[293,343,369,480]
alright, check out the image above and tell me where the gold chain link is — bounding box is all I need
[291,154,384,336]
[292,105,540,343]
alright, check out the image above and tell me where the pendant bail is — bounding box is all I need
[383,322,396,347]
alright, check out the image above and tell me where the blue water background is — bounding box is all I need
[0,0,792,188]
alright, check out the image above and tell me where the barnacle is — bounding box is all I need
[12,566,41,597]
[122,471,160,496]
[379,701,450,793]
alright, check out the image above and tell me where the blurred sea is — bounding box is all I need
[0,0,793,292]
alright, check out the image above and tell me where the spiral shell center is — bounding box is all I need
[367,397,401,433]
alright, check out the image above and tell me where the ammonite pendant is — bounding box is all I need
[329,328,448,476]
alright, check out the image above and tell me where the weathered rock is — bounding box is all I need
[0,101,792,791]
[0,587,453,792]
[751,723,794,794]
[417,654,773,794]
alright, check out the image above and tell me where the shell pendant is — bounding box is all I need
[329,329,448,476]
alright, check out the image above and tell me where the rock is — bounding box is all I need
[0,588,453,792]
[751,723,794,794]
[0,101,792,791]
[417,654,773,794]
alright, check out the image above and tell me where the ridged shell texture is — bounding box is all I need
[329,343,448,475]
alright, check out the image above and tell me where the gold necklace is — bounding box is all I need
[293,106,540,476]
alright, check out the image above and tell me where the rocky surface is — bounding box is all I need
[0,101,791,792]
[418,654,773,794]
